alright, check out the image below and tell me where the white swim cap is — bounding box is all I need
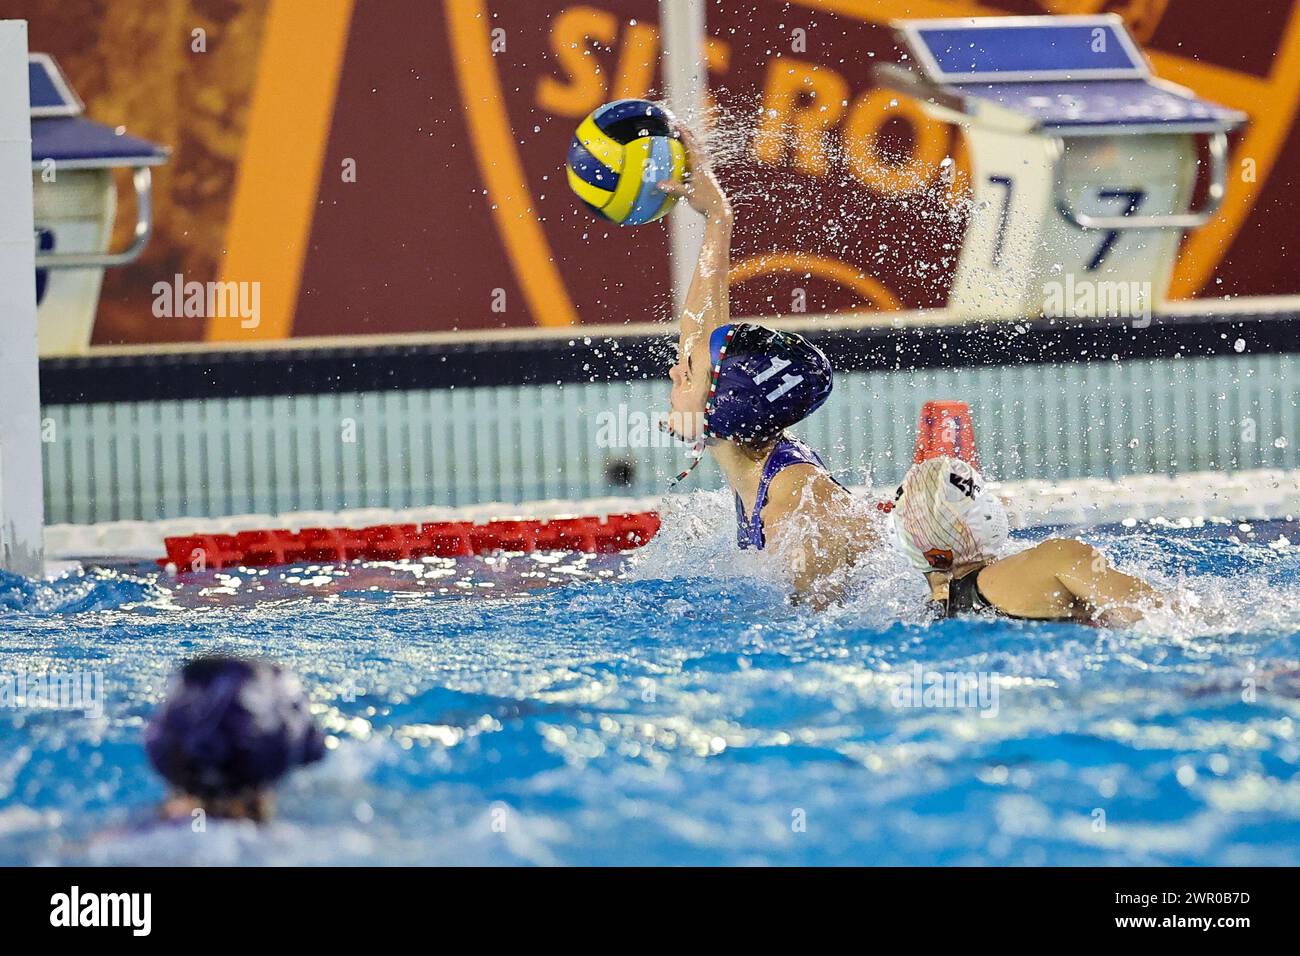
[887,456,1008,572]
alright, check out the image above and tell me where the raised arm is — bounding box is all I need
[657,128,734,370]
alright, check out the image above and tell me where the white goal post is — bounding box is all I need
[0,20,44,578]
[660,0,707,319]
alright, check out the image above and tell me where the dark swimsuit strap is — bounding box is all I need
[936,570,994,617]
[935,568,1072,622]
[735,436,837,550]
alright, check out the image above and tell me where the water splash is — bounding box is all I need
[1,518,1299,865]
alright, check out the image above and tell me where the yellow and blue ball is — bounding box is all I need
[566,99,688,226]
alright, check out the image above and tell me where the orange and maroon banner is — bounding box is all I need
[16,0,1300,346]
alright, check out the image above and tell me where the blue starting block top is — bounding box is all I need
[29,53,167,169]
[901,16,1148,83]
[29,53,83,117]
[890,15,1246,134]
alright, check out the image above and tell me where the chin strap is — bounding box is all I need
[668,439,706,487]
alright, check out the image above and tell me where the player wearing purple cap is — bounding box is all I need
[146,656,326,823]
[658,130,876,605]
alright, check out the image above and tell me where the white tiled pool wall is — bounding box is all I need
[41,351,1300,527]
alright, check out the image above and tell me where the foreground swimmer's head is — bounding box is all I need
[668,322,832,448]
[146,656,325,822]
[888,456,1009,575]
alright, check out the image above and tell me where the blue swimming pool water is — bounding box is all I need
[2,504,1299,865]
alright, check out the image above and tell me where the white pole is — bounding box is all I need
[660,0,707,318]
[0,21,44,578]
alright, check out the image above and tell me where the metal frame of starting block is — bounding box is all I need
[878,15,1246,320]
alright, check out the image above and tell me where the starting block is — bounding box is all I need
[30,53,168,354]
[877,15,1246,319]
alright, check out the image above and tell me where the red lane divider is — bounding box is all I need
[159,512,662,573]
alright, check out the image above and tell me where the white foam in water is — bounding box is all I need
[616,480,1300,648]
[626,488,765,581]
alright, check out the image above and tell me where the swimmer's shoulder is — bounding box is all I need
[762,464,843,519]
[761,465,875,551]
[990,537,1097,573]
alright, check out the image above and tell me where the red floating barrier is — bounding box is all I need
[535,517,598,551]
[160,533,244,572]
[417,522,474,558]
[297,527,352,563]
[594,512,660,553]
[234,529,307,567]
[358,524,418,561]
[469,520,540,554]
[161,511,661,573]
[161,535,202,570]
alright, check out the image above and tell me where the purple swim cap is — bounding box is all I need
[145,656,325,798]
[704,323,833,442]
